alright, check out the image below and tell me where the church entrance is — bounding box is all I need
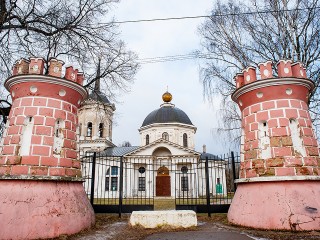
[156,166,171,196]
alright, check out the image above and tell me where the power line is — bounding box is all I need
[96,6,320,25]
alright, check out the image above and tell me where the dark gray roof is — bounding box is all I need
[141,105,193,127]
[88,90,110,104]
[200,152,224,161]
[100,146,139,156]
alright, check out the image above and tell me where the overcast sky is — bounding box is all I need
[110,0,234,155]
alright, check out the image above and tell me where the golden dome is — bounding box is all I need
[162,91,172,102]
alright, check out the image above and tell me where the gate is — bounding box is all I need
[81,151,240,216]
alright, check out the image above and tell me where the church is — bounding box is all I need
[78,81,226,198]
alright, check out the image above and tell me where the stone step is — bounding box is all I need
[154,198,175,210]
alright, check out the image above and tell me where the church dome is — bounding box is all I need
[141,91,193,127]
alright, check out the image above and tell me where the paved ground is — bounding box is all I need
[58,214,320,240]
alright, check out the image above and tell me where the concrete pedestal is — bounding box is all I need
[228,180,320,230]
[130,210,197,228]
[0,180,95,239]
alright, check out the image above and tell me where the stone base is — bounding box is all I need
[130,210,197,228]
[228,181,320,230]
[0,180,95,239]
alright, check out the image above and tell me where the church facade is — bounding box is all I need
[79,90,227,198]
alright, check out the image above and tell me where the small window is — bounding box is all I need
[146,134,149,145]
[162,132,169,141]
[98,123,104,137]
[138,167,146,174]
[138,177,146,191]
[87,122,92,137]
[183,133,188,147]
[105,177,110,191]
[181,166,188,173]
[111,166,118,175]
[181,176,188,191]
[111,177,118,191]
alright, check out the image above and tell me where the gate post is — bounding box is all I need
[205,156,211,217]
[90,152,97,205]
[119,156,124,218]
[230,151,237,192]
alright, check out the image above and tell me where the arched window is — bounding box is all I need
[87,122,92,137]
[146,134,149,145]
[162,132,169,141]
[183,133,188,147]
[20,116,34,156]
[98,123,104,137]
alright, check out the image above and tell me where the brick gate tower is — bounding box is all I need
[229,60,320,230]
[0,58,94,239]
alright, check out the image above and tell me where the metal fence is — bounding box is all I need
[81,151,240,216]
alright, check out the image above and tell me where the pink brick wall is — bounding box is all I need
[240,98,320,179]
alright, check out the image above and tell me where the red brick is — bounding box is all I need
[11,165,29,175]
[298,119,307,127]
[49,167,65,176]
[64,139,76,149]
[301,101,308,110]
[65,168,81,177]
[65,149,77,159]
[35,126,52,136]
[3,136,11,145]
[276,167,295,176]
[47,99,61,109]
[278,118,289,127]
[14,107,24,116]
[43,136,54,146]
[245,114,255,125]
[296,167,312,176]
[303,157,318,166]
[41,157,58,166]
[8,125,20,135]
[262,101,275,110]
[266,157,284,167]
[32,146,50,156]
[271,127,288,137]
[20,98,33,106]
[31,135,42,145]
[245,131,256,141]
[285,109,298,119]
[256,111,269,122]
[6,156,22,165]
[45,117,56,126]
[21,156,40,166]
[290,100,302,109]
[15,116,25,125]
[252,159,265,168]
[267,119,278,128]
[24,107,38,116]
[12,99,21,108]
[2,146,14,155]
[306,147,319,156]
[276,100,289,108]
[240,170,246,178]
[284,157,303,167]
[33,116,44,125]
[39,107,53,117]
[270,109,284,118]
[59,158,73,167]
[67,112,75,122]
[302,127,314,137]
[244,149,257,160]
[246,169,257,178]
[33,98,47,106]
[250,123,258,131]
[305,119,312,128]
[71,105,77,114]
[303,137,313,146]
[0,166,11,176]
[72,160,81,169]
[243,108,250,117]
[299,110,309,118]
[62,102,71,111]
[30,166,48,176]
[54,109,66,119]
[250,104,261,113]
[240,160,251,169]
[65,121,72,130]
[66,130,76,140]
[273,147,293,157]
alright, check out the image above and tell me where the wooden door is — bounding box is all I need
[156,166,171,196]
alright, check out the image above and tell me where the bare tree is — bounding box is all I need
[0,0,139,100]
[198,0,320,143]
